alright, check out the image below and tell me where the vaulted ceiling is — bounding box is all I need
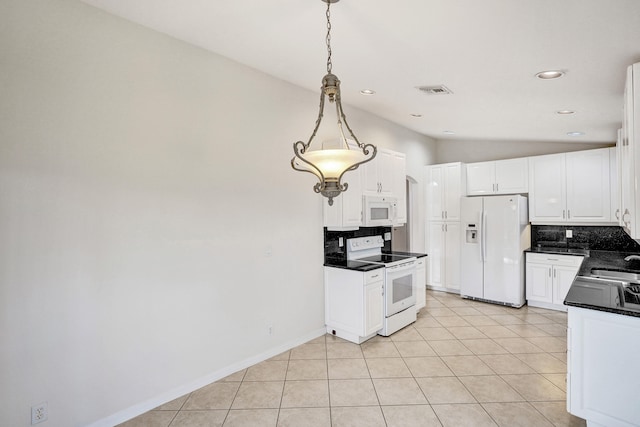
[82,0,640,144]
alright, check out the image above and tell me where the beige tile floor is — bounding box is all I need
[119,290,586,427]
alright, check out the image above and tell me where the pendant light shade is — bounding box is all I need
[291,0,377,206]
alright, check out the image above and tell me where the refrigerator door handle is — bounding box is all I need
[481,210,487,262]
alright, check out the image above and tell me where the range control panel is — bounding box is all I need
[347,236,384,253]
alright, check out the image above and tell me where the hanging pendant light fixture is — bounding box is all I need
[291,0,377,206]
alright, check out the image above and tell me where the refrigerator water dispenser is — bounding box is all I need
[466,224,478,243]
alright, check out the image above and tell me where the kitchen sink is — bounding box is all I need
[590,269,640,282]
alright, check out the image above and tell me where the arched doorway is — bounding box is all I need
[392,175,418,252]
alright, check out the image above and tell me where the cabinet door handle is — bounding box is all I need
[549,268,551,277]
[563,210,566,219]
[553,268,556,278]
[615,209,620,220]
[445,224,448,232]
[568,210,571,219]
[371,274,379,279]
[445,211,448,219]
[496,183,499,192]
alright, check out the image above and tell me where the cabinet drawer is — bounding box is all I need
[526,252,583,267]
[365,268,384,284]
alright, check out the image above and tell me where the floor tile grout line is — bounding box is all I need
[273,349,292,427]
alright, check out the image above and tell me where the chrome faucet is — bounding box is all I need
[624,255,640,262]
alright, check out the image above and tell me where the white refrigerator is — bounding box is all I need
[460,195,530,307]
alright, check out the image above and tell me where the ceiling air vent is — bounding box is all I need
[416,85,453,95]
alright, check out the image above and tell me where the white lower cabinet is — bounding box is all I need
[324,266,384,344]
[567,306,640,427]
[415,257,426,311]
[427,222,460,292]
[525,253,583,311]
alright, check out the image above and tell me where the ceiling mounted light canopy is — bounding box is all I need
[291,0,376,206]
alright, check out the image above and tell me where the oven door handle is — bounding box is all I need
[386,261,416,272]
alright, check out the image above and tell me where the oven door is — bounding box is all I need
[384,260,417,317]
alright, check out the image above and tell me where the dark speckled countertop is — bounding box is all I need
[566,250,640,317]
[526,246,640,317]
[526,246,591,257]
[323,258,385,272]
[383,251,427,259]
[324,252,426,272]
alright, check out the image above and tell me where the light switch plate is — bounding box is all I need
[384,232,391,241]
[338,237,343,247]
[566,229,573,238]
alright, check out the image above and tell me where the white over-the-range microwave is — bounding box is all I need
[362,195,397,226]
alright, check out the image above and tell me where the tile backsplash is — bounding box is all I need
[531,225,640,252]
[324,227,391,261]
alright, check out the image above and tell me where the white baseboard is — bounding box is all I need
[88,327,326,427]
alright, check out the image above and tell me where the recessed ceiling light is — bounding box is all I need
[567,131,585,136]
[535,70,565,80]
[443,130,455,135]
[360,89,375,95]
[557,110,575,115]
[410,113,423,118]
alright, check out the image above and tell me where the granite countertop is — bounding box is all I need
[323,258,385,272]
[563,249,640,318]
[324,251,426,272]
[525,246,591,256]
[383,251,428,258]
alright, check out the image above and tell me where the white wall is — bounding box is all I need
[436,138,614,164]
[0,1,436,426]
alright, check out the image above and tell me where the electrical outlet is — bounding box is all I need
[31,402,48,425]
[338,237,343,247]
[566,229,573,238]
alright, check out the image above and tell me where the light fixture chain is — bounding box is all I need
[325,1,332,74]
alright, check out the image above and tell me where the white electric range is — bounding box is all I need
[347,236,418,336]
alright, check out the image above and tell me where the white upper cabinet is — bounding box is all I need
[620,63,639,237]
[529,149,611,224]
[466,158,528,196]
[610,146,620,223]
[466,161,494,195]
[495,158,529,194]
[324,146,407,229]
[565,148,611,222]
[528,153,566,222]
[392,151,407,225]
[426,162,466,222]
[363,148,395,196]
[323,167,363,230]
